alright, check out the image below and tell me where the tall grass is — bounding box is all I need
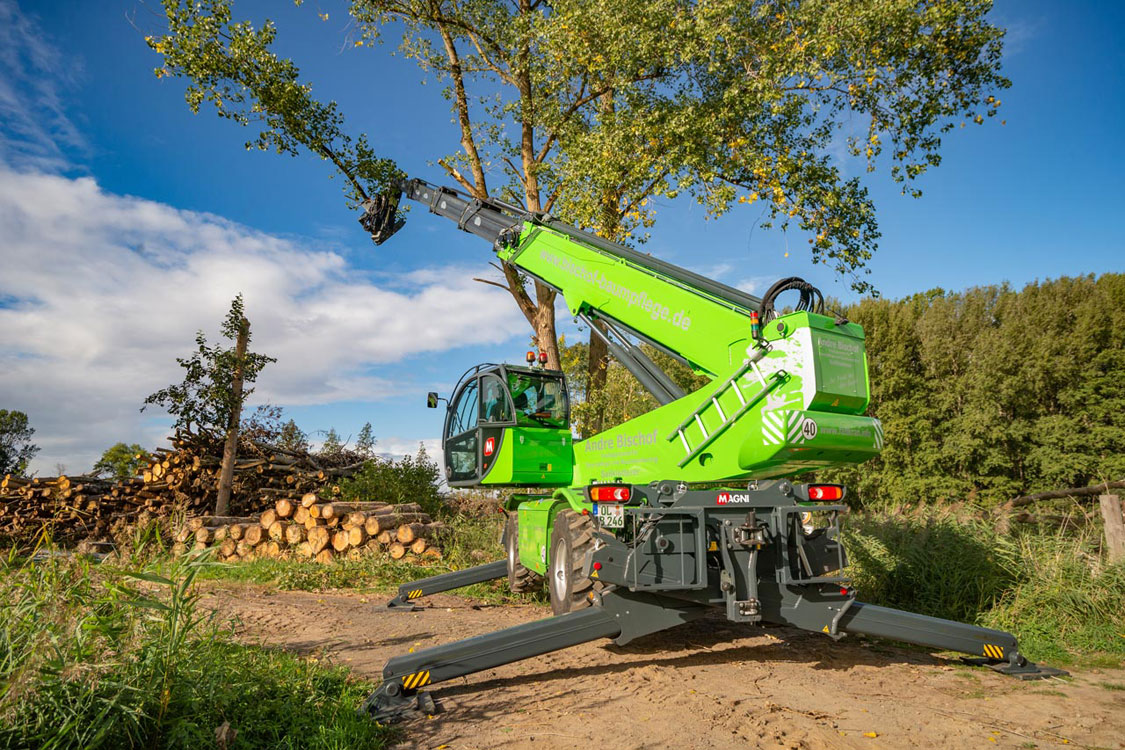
[0,549,392,749]
[844,506,1125,665]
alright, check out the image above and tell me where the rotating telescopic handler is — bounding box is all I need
[355,179,1064,721]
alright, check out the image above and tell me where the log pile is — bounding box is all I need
[173,492,446,563]
[0,430,365,546]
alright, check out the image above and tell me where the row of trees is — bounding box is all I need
[821,273,1125,505]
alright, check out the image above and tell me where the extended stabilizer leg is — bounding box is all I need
[385,559,508,611]
[839,601,1067,680]
[362,606,622,721]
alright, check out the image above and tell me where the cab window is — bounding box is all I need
[449,379,479,435]
[479,375,512,423]
[507,372,568,429]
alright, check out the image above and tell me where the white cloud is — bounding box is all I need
[0,0,85,171]
[734,275,775,296]
[0,167,527,473]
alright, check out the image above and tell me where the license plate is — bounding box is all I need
[595,503,625,529]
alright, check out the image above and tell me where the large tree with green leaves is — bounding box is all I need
[146,0,1008,377]
[0,409,39,477]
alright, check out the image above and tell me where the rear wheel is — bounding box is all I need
[548,510,595,615]
[505,512,542,594]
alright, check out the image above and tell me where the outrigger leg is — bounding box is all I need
[384,560,508,611]
[364,587,711,721]
[839,602,1068,680]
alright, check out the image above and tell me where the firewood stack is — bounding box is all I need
[0,430,365,546]
[173,492,446,563]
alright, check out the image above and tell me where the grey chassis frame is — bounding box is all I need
[364,480,1065,722]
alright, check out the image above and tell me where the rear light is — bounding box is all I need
[807,485,843,501]
[589,485,631,502]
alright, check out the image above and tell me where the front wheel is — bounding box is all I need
[548,510,595,615]
[505,512,542,594]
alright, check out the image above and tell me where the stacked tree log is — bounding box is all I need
[173,492,446,564]
[0,430,365,547]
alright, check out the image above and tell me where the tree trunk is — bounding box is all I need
[214,318,250,516]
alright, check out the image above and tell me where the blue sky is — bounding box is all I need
[2,0,1122,473]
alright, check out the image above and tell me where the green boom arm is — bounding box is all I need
[366,179,763,376]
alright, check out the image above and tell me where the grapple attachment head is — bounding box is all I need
[359,187,405,245]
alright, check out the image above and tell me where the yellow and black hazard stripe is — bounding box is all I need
[982,643,1005,660]
[405,589,424,600]
[400,670,431,690]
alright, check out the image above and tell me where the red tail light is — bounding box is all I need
[590,485,631,502]
[807,485,843,501]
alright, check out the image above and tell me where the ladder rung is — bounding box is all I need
[711,397,727,422]
[693,414,708,438]
[677,429,690,453]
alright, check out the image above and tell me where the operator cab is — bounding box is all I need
[429,362,574,487]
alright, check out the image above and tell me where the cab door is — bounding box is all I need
[444,378,480,483]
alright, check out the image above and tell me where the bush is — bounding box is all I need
[844,506,1125,665]
[984,528,1125,664]
[0,550,392,749]
[843,507,1020,624]
[339,448,444,518]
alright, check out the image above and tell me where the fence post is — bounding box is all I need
[1100,494,1125,563]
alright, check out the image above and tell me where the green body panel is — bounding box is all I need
[570,311,880,485]
[480,426,574,487]
[514,489,587,574]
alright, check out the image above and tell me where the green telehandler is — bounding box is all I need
[357,179,1064,721]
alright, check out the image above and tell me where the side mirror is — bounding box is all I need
[426,392,440,408]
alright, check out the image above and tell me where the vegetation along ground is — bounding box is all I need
[3,497,1122,749]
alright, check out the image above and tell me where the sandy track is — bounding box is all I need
[203,583,1125,750]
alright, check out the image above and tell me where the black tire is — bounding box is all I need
[548,509,595,615]
[506,512,543,594]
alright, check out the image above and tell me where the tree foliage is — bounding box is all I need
[146,0,1009,371]
[822,273,1125,505]
[143,295,275,435]
[277,419,309,453]
[318,428,344,458]
[355,422,376,458]
[145,2,401,205]
[0,410,38,477]
[339,445,444,518]
[93,443,151,481]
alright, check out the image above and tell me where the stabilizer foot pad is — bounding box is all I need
[961,657,1069,680]
[361,688,436,723]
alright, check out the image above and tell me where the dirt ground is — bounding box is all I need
[203,582,1125,750]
